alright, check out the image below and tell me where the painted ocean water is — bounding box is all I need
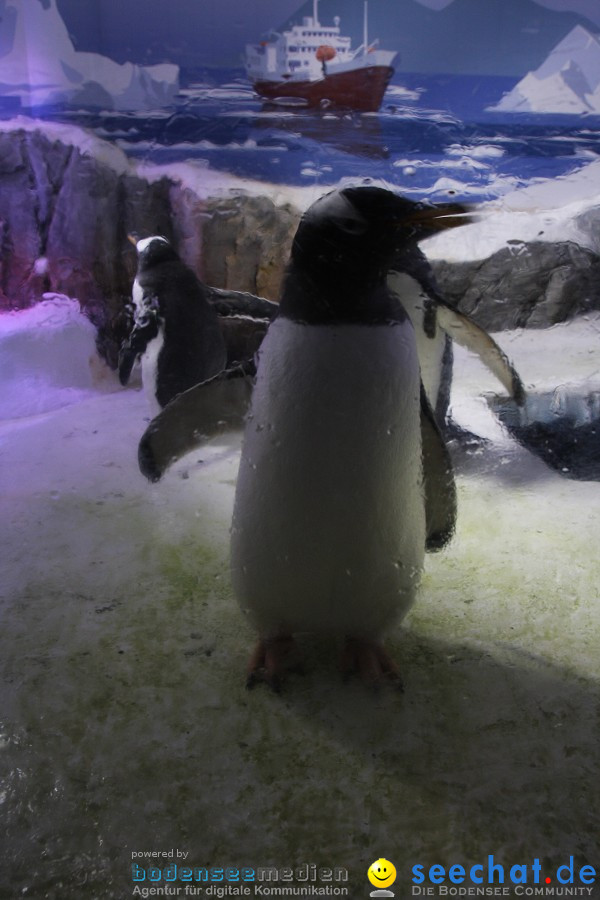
[37,68,600,203]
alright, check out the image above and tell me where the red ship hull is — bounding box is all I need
[253,65,394,112]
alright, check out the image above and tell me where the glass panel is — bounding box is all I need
[1,1,598,896]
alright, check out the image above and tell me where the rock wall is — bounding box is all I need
[0,128,174,364]
[169,187,298,299]
[431,239,600,330]
[200,195,299,299]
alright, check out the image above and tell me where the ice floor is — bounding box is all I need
[1,305,600,899]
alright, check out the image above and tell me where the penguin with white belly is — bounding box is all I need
[230,186,468,689]
[138,187,471,690]
[119,236,227,413]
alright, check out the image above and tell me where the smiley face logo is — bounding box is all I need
[368,858,397,889]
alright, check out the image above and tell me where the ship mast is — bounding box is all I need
[363,1,368,52]
[313,0,319,26]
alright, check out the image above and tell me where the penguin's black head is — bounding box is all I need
[292,187,471,279]
[283,186,472,323]
[133,235,180,272]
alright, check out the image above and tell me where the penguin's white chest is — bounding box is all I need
[132,277,164,415]
[230,318,426,639]
[140,329,165,416]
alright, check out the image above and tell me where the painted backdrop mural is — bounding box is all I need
[0,0,600,192]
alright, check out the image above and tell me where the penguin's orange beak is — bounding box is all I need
[127,233,138,247]
[410,202,475,232]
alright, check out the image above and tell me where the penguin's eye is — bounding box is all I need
[336,216,368,236]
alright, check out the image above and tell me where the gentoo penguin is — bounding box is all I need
[229,186,470,689]
[137,187,472,690]
[119,236,227,413]
[387,243,525,425]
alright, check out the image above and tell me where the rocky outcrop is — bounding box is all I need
[0,128,174,364]
[200,194,299,299]
[431,239,600,330]
[169,187,298,301]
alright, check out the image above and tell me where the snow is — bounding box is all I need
[0,297,110,419]
[489,24,600,115]
[1,285,599,894]
[0,0,179,111]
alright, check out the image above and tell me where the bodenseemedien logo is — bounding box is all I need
[368,859,397,897]
[130,861,350,896]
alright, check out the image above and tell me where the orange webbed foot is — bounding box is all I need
[340,637,404,691]
[246,636,303,692]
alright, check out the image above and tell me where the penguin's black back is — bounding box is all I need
[138,254,227,408]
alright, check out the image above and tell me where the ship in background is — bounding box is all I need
[245,0,398,112]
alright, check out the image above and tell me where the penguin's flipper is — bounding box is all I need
[118,346,138,386]
[118,322,157,385]
[207,287,279,321]
[138,365,254,482]
[436,304,526,405]
[118,300,161,386]
[420,384,457,551]
[218,315,271,368]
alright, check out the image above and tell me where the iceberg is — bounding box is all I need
[0,0,179,110]
[489,25,600,115]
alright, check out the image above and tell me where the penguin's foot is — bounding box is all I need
[245,636,302,693]
[340,638,404,691]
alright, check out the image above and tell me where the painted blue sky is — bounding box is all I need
[55,0,600,72]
